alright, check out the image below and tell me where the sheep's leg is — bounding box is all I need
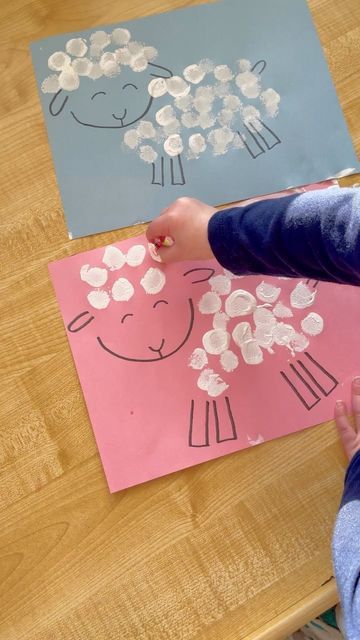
[213,397,238,443]
[280,352,338,410]
[237,127,265,159]
[248,119,281,151]
[151,156,165,186]
[170,154,186,186]
[188,399,210,447]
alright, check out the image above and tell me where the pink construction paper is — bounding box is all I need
[49,185,360,493]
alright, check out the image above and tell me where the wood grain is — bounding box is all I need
[0,0,359,638]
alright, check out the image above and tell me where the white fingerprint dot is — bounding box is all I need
[202,329,230,355]
[220,350,239,372]
[72,57,93,76]
[273,323,296,346]
[80,264,108,287]
[48,51,71,72]
[182,112,200,129]
[148,77,168,97]
[236,71,260,98]
[197,369,228,397]
[273,302,293,318]
[112,278,134,301]
[155,105,176,126]
[115,47,132,65]
[137,120,156,139]
[41,75,60,93]
[198,291,222,314]
[225,289,256,317]
[87,290,110,310]
[291,333,310,352]
[88,63,103,80]
[139,145,158,163]
[141,268,166,294]
[254,324,274,349]
[260,88,280,118]
[164,134,183,157]
[301,312,324,336]
[290,282,317,309]
[189,348,208,370]
[66,38,88,57]
[188,133,206,158]
[131,56,148,72]
[213,312,230,330]
[208,127,234,155]
[209,274,231,295]
[256,281,281,303]
[103,245,126,270]
[58,70,80,91]
[124,129,140,150]
[90,30,111,48]
[241,340,263,365]
[143,46,158,61]
[253,307,276,327]
[214,65,234,82]
[111,28,131,45]
[166,76,190,97]
[126,245,146,267]
[183,64,206,84]
[232,321,252,347]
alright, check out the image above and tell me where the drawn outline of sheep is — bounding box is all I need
[67,242,338,449]
[41,28,282,186]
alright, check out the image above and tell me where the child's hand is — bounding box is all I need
[334,377,360,460]
[146,197,217,263]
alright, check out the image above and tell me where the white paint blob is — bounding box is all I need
[156,105,176,126]
[137,120,156,138]
[140,268,166,294]
[112,278,134,301]
[232,321,253,347]
[164,134,183,157]
[223,95,242,111]
[291,333,310,352]
[197,369,228,397]
[241,340,263,365]
[254,324,274,350]
[253,307,276,327]
[290,282,317,309]
[220,350,239,372]
[225,289,257,317]
[80,264,108,287]
[273,302,293,318]
[213,312,230,330]
[208,127,234,155]
[111,28,131,45]
[260,88,280,117]
[183,64,206,84]
[198,291,222,314]
[72,57,93,76]
[189,348,208,370]
[90,30,111,49]
[66,38,88,57]
[214,65,234,82]
[48,51,71,71]
[238,58,251,72]
[41,75,60,93]
[209,274,231,296]
[124,129,140,149]
[255,281,281,303]
[235,70,260,98]
[148,78,168,98]
[126,244,146,267]
[301,312,324,336]
[166,76,190,97]
[58,70,80,91]
[202,329,230,355]
[139,145,158,163]
[87,290,110,310]
[103,245,126,270]
[188,133,206,158]
[273,323,296,346]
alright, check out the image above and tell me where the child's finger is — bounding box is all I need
[335,400,358,460]
[351,376,360,433]
[146,215,171,243]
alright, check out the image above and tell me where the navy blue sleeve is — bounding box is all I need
[208,188,360,285]
[333,451,360,639]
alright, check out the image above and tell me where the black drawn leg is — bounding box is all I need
[237,128,265,159]
[280,352,338,411]
[213,397,238,443]
[248,119,281,151]
[306,279,319,289]
[188,400,210,447]
[170,155,186,186]
[151,156,165,186]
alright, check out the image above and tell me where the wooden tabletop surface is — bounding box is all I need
[1,1,359,638]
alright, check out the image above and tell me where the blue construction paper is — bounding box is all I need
[31,0,359,239]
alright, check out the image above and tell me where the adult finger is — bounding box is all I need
[351,376,360,433]
[335,400,357,460]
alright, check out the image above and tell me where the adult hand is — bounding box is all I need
[146,197,217,263]
[334,377,360,460]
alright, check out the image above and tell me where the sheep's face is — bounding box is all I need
[49,63,172,129]
[68,266,214,363]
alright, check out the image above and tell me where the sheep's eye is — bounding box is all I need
[122,83,138,90]
[91,91,106,100]
[153,300,168,308]
[121,313,134,324]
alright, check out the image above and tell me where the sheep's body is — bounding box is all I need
[42,29,282,185]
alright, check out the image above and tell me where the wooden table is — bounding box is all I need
[1,1,359,638]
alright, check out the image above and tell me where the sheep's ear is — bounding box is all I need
[183,268,215,284]
[49,89,69,117]
[148,62,173,79]
[251,60,267,75]
[67,310,95,333]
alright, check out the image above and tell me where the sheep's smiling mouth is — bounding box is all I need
[96,299,195,362]
[70,95,154,129]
